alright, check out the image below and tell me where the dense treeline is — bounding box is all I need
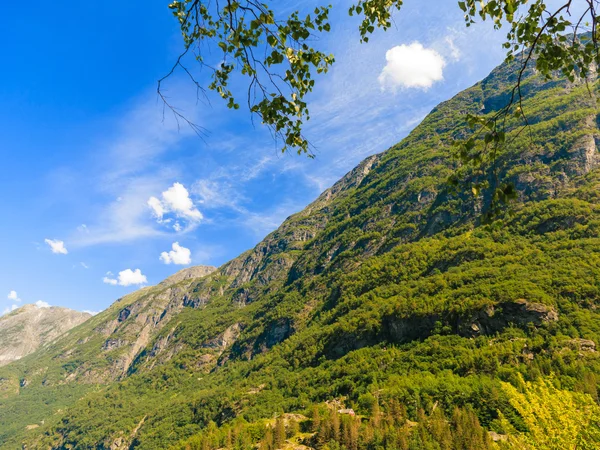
[176,404,494,450]
[174,375,600,449]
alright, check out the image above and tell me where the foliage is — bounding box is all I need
[500,375,600,449]
[162,0,600,157]
[164,0,334,154]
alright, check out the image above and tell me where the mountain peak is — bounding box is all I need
[0,305,90,367]
[159,265,217,286]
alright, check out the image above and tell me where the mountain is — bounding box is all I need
[2,57,600,449]
[0,304,90,367]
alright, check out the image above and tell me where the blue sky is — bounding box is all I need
[0,1,508,314]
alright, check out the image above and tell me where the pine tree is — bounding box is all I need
[428,408,452,450]
[311,405,321,434]
[386,398,406,427]
[370,396,381,429]
[330,409,340,442]
[349,418,359,450]
[274,417,286,449]
[287,418,299,438]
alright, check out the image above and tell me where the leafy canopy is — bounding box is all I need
[163,1,600,155]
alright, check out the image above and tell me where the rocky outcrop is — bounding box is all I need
[567,338,596,352]
[324,299,559,359]
[459,299,558,337]
[0,305,90,366]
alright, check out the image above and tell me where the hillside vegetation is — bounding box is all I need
[1,57,600,449]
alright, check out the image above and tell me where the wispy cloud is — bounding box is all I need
[68,85,205,247]
[45,239,68,254]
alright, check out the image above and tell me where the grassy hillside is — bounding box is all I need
[2,56,600,449]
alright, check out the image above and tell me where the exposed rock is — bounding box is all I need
[182,294,210,309]
[103,339,126,351]
[384,314,440,345]
[312,153,381,206]
[196,354,215,368]
[110,437,124,450]
[522,348,535,361]
[489,431,508,442]
[382,300,558,349]
[256,319,293,352]
[567,128,600,176]
[203,323,242,352]
[567,338,596,352]
[117,307,131,322]
[459,299,558,337]
[0,305,90,367]
[160,265,217,286]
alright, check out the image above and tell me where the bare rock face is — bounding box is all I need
[160,265,217,286]
[459,299,558,337]
[0,305,91,366]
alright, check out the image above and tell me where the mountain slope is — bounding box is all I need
[2,57,600,448]
[0,304,90,367]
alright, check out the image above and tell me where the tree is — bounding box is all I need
[273,416,286,448]
[501,375,600,449]
[162,1,600,157]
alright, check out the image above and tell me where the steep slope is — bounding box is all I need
[0,304,90,367]
[2,57,600,448]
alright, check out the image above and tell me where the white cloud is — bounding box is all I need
[7,290,21,302]
[160,242,192,265]
[148,182,202,231]
[35,300,51,308]
[163,183,202,219]
[378,42,446,91]
[80,262,89,269]
[148,196,166,219]
[45,238,68,254]
[102,276,118,285]
[103,268,147,287]
[118,269,148,286]
[83,309,101,316]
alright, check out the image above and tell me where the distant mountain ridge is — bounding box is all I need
[0,304,90,367]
